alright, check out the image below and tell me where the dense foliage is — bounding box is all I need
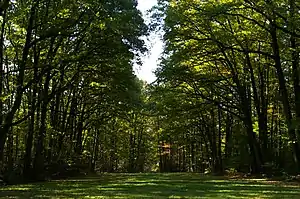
[1,0,300,184]
[0,0,155,183]
[152,0,300,174]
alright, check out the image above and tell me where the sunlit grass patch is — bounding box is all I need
[0,173,299,198]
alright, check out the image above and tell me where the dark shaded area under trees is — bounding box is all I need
[0,0,300,185]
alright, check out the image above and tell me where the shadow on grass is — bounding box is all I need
[0,173,300,198]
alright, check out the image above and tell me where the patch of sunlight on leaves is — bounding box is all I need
[57,8,71,18]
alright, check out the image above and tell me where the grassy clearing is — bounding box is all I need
[0,173,299,198]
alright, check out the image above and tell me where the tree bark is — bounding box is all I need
[0,1,38,158]
[270,20,300,170]
[33,71,51,180]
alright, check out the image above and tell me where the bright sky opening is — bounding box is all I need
[135,0,164,83]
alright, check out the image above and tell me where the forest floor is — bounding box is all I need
[0,173,299,198]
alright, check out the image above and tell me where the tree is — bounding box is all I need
[151,0,300,174]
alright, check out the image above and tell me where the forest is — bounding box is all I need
[0,0,300,186]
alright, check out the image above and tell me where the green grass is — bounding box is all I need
[0,173,299,198]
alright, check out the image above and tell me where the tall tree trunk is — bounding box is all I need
[0,9,6,131]
[259,66,268,161]
[7,128,13,172]
[0,1,37,158]
[225,112,232,168]
[246,51,268,164]
[290,0,300,150]
[217,105,223,173]
[0,9,6,169]
[23,46,39,179]
[75,103,85,155]
[220,47,262,173]
[241,85,263,173]
[211,109,218,173]
[90,129,99,172]
[33,71,51,180]
[270,20,300,170]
